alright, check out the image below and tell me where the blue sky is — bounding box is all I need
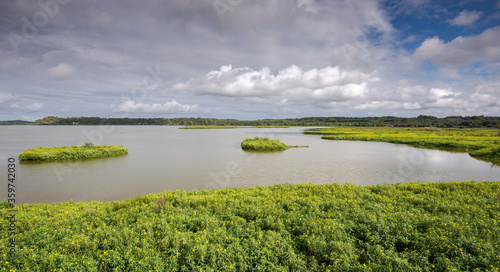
[1,0,499,121]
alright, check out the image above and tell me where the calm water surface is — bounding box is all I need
[1,126,499,204]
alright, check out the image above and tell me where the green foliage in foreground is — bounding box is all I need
[241,137,289,151]
[1,181,500,271]
[306,127,500,161]
[18,144,128,161]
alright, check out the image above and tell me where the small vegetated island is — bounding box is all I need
[18,142,128,161]
[306,127,500,162]
[241,137,289,151]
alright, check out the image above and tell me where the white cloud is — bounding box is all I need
[0,92,15,104]
[47,63,76,80]
[449,10,483,26]
[413,26,500,67]
[27,103,43,111]
[0,0,499,119]
[174,64,373,105]
[172,64,500,115]
[10,102,43,111]
[111,99,199,114]
[496,0,500,9]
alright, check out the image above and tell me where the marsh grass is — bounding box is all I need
[306,127,500,162]
[1,181,499,271]
[241,137,289,151]
[18,144,128,161]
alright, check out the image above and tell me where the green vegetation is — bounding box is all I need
[18,143,128,161]
[33,115,500,128]
[1,181,499,271]
[0,120,33,125]
[306,127,500,162]
[241,137,290,151]
[179,125,239,129]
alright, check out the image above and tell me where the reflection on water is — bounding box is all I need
[1,126,499,204]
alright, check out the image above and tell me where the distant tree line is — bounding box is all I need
[32,115,500,128]
[0,120,34,125]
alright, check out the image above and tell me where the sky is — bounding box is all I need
[1,0,500,121]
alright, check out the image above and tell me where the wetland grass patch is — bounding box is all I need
[241,137,289,151]
[18,143,128,161]
[1,181,499,271]
[306,127,500,162]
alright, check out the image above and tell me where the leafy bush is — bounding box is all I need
[241,137,289,151]
[18,144,128,161]
[1,181,499,271]
[84,142,94,148]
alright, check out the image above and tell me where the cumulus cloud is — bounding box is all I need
[449,10,483,26]
[171,64,500,115]
[413,26,500,67]
[0,0,498,119]
[173,64,374,106]
[111,99,199,114]
[47,63,76,80]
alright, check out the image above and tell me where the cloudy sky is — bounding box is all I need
[1,0,499,121]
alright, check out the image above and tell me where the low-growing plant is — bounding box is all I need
[18,144,128,161]
[241,137,289,151]
[306,127,500,162]
[1,181,499,271]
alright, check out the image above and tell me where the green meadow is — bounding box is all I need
[1,181,499,271]
[18,143,128,161]
[306,127,500,162]
[241,137,290,151]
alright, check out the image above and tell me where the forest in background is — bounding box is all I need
[28,115,500,128]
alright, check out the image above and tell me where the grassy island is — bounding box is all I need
[1,181,499,271]
[18,143,128,161]
[241,137,289,151]
[306,127,500,162]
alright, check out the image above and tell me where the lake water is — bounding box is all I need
[1,126,499,204]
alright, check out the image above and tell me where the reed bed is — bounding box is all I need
[18,143,128,161]
[306,127,500,161]
[241,137,289,151]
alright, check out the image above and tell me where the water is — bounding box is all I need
[1,126,499,204]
